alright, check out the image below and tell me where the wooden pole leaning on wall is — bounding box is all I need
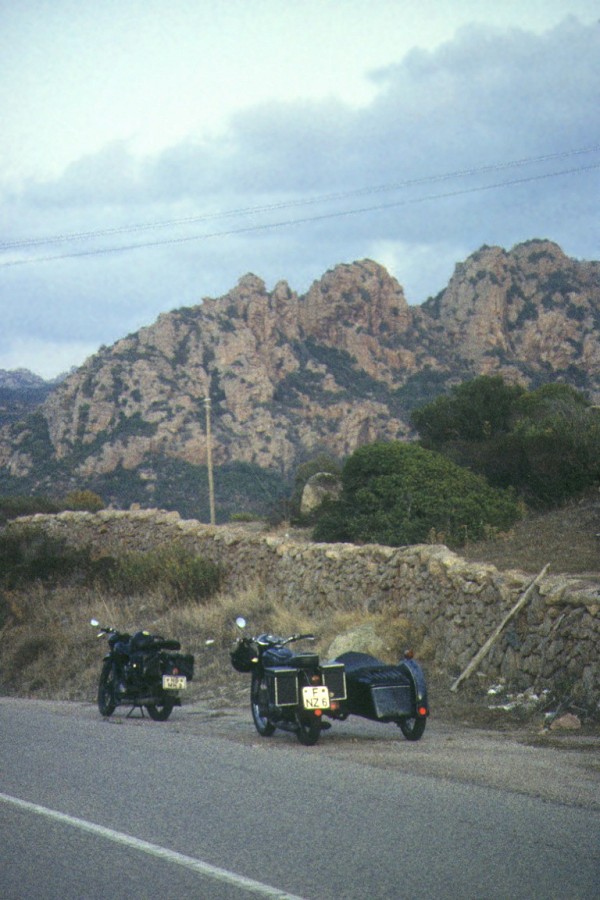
[450,563,550,693]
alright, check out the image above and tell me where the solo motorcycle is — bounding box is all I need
[91,619,195,720]
[230,617,428,745]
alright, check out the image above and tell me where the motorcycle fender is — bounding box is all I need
[399,659,428,715]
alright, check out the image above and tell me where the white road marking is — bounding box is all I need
[0,791,306,899]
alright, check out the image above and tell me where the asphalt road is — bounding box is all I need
[1,698,599,899]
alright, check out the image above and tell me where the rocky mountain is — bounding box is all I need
[0,239,598,517]
[0,368,48,390]
[0,369,59,429]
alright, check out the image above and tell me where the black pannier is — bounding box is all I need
[128,649,194,682]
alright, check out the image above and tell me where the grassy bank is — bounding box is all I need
[0,579,428,707]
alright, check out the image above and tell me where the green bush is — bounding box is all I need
[0,495,61,524]
[312,442,521,547]
[63,490,105,512]
[102,542,223,604]
[0,527,222,607]
[410,377,600,508]
[410,375,524,446]
[0,526,87,587]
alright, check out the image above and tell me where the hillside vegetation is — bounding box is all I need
[0,240,598,522]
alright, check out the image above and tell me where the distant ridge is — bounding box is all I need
[0,239,598,519]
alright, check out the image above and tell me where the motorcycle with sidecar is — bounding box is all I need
[230,617,428,744]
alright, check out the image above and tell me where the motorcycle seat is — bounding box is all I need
[335,651,384,672]
[289,653,319,668]
[155,639,181,651]
[128,632,181,653]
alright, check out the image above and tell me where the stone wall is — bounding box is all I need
[10,509,600,710]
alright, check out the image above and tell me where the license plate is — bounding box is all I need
[302,685,330,709]
[162,675,187,690]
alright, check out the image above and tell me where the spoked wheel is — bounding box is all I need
[251,672,275,737]
[146,697,176,721]
[295,714,321,746]
[398,716,427,741]
[97,661,117,717]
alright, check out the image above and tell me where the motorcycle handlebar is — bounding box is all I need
[252,632,316,646]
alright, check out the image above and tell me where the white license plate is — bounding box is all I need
[302,685,330,709]
[162,675,187,690]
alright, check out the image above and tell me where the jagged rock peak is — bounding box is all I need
[435,239,600,373]
[234,273,267,296]
[300,258,410,338]
[1,240,598,497]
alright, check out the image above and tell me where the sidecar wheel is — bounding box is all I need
[251,672,275,737]
[97,662,117,717]
[295,715,321,746]
[146,698,175,721]
[398,716,426,741]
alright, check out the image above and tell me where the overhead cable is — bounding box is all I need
[1,158,598,268]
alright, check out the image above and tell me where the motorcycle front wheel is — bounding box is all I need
[295,714,321,746]
[97,661,117,717]
[251,672,275,736]
[398,716,426,741]
[146,697,176,721]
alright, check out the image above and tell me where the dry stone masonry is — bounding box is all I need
[11,509,599,712]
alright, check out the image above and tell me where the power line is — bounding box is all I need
[1,144,598,252]
[1,158,598,268]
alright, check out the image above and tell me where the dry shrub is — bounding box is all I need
[0,579,429,705]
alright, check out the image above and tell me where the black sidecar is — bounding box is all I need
[334,651,429,740]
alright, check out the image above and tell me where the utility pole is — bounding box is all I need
[204,396,216,525]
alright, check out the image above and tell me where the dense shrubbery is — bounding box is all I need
[0,495,61,524]
[0,526,222,609]
[312,442,521,547]
[63,490,105,512]
[101,542,222,604]
[0,526,88,589]
[410,377,600,507]
[0,457,290,526]
[0,490,105,524]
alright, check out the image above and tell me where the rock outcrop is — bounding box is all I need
[0,240,598,502]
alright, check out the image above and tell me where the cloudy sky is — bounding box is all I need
[1,1,599,379]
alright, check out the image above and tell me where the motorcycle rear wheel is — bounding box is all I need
[97,661,117,717]
[295,714,321,746]
[398,716,426,741]
[251,672,276,736]
[146,697,175,721]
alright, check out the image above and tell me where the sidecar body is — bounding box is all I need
[334,652,428,724]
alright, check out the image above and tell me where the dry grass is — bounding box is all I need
[461,491,600,575]
[0,580,431,706]
[1,495,598,728]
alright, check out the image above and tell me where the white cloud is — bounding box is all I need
[1,11,599,379]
